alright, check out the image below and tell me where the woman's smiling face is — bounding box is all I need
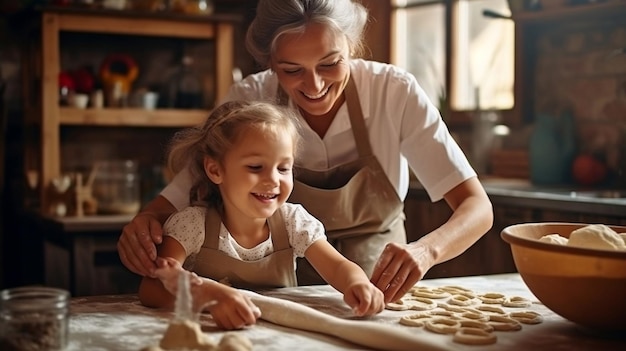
[271,22,351,118]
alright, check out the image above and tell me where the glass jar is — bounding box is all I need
[0,287,70,351]
[93,160,141,215]
[168,56,203,109]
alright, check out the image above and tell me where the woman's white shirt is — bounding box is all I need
[164,203,326,270]
[161,59,475,210]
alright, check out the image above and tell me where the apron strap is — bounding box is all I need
[276,74,374,158]
[344,76,374,158]
[268,209,290,250]
[203,206,290,251]
[204,207,221,249]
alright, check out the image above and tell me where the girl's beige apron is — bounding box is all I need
[284,77,407,285]
[193,207,297,289]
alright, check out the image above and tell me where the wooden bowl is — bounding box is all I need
[501,222,626,332]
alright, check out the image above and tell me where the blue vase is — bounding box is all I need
[529,112,576,185]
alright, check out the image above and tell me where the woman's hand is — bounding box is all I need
[118,212,163,277]
[370,242,429,303]
[343,282,385,317]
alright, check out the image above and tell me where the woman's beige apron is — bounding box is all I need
[193,207,297,289]
[284,77,407,285]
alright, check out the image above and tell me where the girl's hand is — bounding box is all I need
[342,282,385,317]
[153,257,202,294]
[153,257,261,329]
[203,284,262,330]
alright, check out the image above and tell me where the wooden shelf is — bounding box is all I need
[22,9,236,214]
[59,107,208,127]
[513,1,626,23]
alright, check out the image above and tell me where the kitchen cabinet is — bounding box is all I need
[510,1,626,126]
[21,7,239,214]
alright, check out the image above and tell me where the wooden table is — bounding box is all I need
[67,273,625,350]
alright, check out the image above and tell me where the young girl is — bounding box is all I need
[138,100,384,330]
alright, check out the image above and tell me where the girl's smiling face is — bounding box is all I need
[271,22,351,118]
[205,126,295,221]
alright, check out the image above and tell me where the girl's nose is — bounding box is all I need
[263,169,280,186]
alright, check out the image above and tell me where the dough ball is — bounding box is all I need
[218,333,253,351]
[160,320,217,350]
[539,233,568,245]
[567,224,626,250]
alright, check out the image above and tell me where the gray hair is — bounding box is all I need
[167,100,302,205]
[245,0,369,68]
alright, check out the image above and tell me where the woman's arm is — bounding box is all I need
[371,177,493,303]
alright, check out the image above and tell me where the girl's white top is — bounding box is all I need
[164,203,326,269]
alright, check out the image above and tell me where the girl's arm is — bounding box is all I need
[138,236,188,308]
[305,240,384,316]
[138,237,261,330]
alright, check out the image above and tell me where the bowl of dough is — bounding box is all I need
[501,222,626,333]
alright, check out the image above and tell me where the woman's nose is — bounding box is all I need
[304,71,324,92]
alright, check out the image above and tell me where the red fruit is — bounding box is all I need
[58,72,75,90]
[572,154,608,186]
[72,68,95,94]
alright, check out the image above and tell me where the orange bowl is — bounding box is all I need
[501,222,626,332]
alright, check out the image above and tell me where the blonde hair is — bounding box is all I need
[167,100,301,205]
[246,0,369,68]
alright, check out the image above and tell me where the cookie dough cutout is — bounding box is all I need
[424,318,461,334]
[488,315,522,331]
[459,319,494,333]
[385,294,414,311]
[399,312,432,327]
[410,287,451,299]
[476,305,506,315]
[437,303,466,313]
[568,224,626,250]
[438,285,474,294]
[459,311,490,322]
[502,296,532,308]
[509,311,543,325]
[430,310,459,318]
[478,293,505,304]
[448,294,478,307]
[386,295,437,311]
[453,327,497,345]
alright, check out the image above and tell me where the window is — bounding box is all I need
[392,0,514,113]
